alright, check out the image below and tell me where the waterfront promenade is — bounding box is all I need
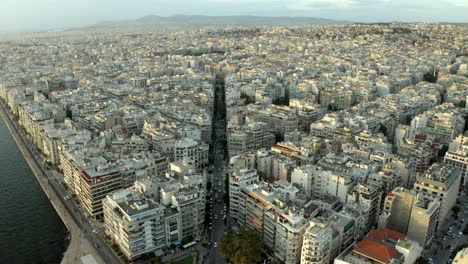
[0,100,120,264]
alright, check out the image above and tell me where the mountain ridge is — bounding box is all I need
[93,14,353,28]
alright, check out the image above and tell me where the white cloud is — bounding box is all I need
[207,0,273,2]
[287,0,361,10]
[287,0,398,10]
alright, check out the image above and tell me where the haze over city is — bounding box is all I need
[1,0,467,32]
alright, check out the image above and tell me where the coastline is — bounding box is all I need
[0,100,107,264]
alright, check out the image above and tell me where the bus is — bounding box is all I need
[182,241,197,249]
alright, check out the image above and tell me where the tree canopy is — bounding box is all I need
[219,227,262,264]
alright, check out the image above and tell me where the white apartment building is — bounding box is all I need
[173,137,208,170]
[229,168,259,221]
[301,218,337,264]
[103,185,182,261]
[445,131,468,190]
[103,196,174,260]
[410,103,465,145]
[274,208,309,264]
[291,165,314,197]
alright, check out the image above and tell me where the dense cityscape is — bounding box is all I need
[0,21,467,264]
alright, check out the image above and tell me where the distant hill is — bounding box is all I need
[93,15,352,28]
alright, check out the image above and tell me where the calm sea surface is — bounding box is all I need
[0,114,67,264]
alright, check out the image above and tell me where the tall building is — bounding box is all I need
[291,165,314,197]
[301,218,336,264]
[103,195,178,260]
[413,163,461,228]
[103,161,206,261]
[407,195,439,248]
[379,187,440,247]
[227,122,275,158]
[274,208,309,264]
[59,151,122,218]
[229,168,259,222]
[379,187,417,234]
[444,131,468,190]
[233,182,313,264]
[347,183,382,231]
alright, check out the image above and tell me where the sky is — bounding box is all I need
[1,0,467,32]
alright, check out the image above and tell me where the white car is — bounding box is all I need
[214,242,218,248]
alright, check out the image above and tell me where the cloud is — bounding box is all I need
[287,0,394,10]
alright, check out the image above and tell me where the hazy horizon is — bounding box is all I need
[1,0,467,32]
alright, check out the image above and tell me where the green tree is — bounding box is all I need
[423,72,437,83]
[182,235,194,245]
[240,93,255,105]
[378,124,388,137]
[272,97,288,106]
[219,227,262,264]
[224,175,229,204]
[452,205,461,214]
[207,181,212,191]
[152,256,162,264]
[438,145,449,157]
[417,257,429,264]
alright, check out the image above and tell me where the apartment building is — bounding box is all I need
[407,196,439,248]
[379,187,440,247]
[445,131,468,190]
[410,103,465,146]
[227,122,275,158]
[413,163,461,229]
[347,183,382,231]
[229,168,259,221]
[233,182,311,264]
[103,196,175,260]
[60,149,122,217]
[301,218,337,264]
[173,137,208,170]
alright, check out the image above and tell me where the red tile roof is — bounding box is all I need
[353,238,399,264]
[267,177,276,183]
[415,135,427,141]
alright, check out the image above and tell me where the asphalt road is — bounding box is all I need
[429,198,468,264]
[207,145,228,264]
[207,76,228,264]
